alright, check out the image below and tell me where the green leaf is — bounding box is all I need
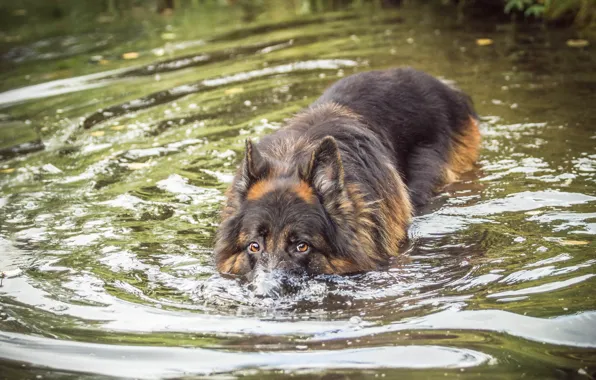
[505,0,525,14]
[525,4,545,17]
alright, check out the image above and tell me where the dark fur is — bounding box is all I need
[215,67,480,276]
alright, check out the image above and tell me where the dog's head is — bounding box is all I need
[215,136,378,278]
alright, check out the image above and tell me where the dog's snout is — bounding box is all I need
[257,251,304,274]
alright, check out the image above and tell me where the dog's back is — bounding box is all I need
[313,67,480,209]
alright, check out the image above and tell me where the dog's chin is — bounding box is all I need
[247,266,307,298]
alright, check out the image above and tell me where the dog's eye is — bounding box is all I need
[296,243,310,253]
[247,242,261,253]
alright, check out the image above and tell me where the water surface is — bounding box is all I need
[0,2,595,379]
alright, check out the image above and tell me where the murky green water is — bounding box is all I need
[0,2,595,379]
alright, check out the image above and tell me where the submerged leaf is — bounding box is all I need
[566,39,589,48]
[122,52,140,60]
[476,38,494,46]
[225,87,245,95]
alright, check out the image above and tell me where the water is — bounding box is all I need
[1,2,595,378]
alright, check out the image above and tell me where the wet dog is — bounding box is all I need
[215,67,480,277]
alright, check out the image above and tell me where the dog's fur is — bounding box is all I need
[215,67,480,276]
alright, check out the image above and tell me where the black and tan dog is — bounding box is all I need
[215,67,480,277]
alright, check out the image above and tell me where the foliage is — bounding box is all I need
[505,0,545,17]
[504,0,596,27]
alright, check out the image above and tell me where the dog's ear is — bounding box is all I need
[243,139,268,180]
[301,136,345,198]
[235,139,269,197]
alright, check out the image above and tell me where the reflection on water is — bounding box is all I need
[0,1,595,378]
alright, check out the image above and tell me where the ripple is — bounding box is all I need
[311,309,596,348]
[525,253,572,267]
[202,59,358,87]
[82,59,359,129]
[443,191,595,216]
[0,67,129,108]
[0,332,493,378]
[156,173,223,204]
[528,211,596,235]
[487,274,595,298]
[499,260,595,284]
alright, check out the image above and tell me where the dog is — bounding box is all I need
[215,67,480,277]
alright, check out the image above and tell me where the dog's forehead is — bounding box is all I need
[243,190,324,233]
[246,177,315,205]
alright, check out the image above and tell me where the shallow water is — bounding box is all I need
[0,2,595,379]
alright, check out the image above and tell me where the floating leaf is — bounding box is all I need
[566,39,589,48]
[99,59,110,65]
[1,269,23,278]
[122,52,140,60]
[476,38,494,46]
[90,131,105,137]
[224,87,245,95]
[559,240,590,246]
[1,268,23,286]
[0,168,15,174]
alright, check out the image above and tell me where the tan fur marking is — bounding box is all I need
[316,260,334,275]
[221,187,239,220]
[231,254,247,274]
[247,179,315,203]
[344,164,412,264]
[380,167,413,256]
[345,183,377,266]
[328,258,367,274]
[217,254,238,273]
[246,179,276,200]
[237,231,248,246]
[442,167,458,185]
[444,116,481,183]
[293,181,315,204]
[218,253,249,275]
